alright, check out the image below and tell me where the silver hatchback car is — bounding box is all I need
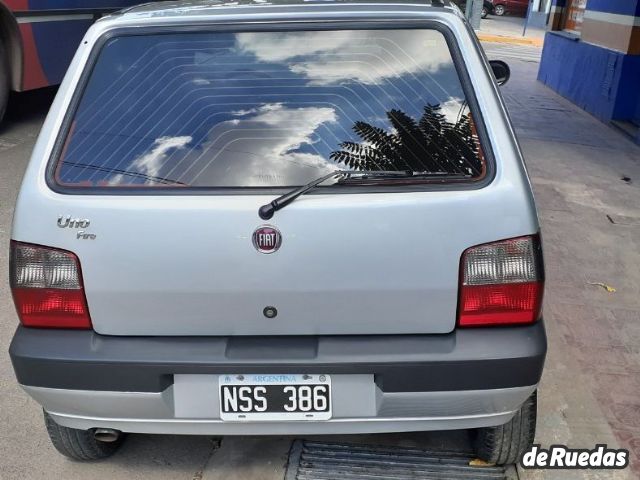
[9,0,545,465]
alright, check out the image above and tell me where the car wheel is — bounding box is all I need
[474,390,537,465]
[0,37,10,124]
[493,4,506,15]
[44,410,125,460]
[481,7,489,18]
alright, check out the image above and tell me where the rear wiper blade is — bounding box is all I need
[337,171,472,184]
[258,170,411,220]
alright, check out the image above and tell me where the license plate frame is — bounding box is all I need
[219,374,332,421]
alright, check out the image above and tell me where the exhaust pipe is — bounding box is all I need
[93,428,121,443]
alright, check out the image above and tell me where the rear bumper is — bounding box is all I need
[26,384,537,434]
[10,322,546,434]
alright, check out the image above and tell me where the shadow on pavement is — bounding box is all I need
[97,430,477,480]
[2,86,57,130]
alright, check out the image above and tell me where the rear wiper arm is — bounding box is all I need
[337,171,472,185]
[258,170,411,220]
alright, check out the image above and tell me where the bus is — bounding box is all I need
[0,1,140,122]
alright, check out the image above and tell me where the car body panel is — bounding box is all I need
[11,322,545,433]
[12,2,539,337]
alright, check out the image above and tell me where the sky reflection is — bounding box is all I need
[59,28,476,187]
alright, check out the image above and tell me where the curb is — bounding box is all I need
[477,33,544,47]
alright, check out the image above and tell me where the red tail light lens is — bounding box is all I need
[10,241,92,329]
[458,235,544,327]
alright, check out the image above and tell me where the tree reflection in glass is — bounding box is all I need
[330,104,483,177]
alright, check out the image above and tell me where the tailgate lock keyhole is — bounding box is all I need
[263,306,278,319]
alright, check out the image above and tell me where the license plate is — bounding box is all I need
[219,374,331,421]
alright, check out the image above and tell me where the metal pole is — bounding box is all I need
[467,0,483,29]
[523,0,533,36]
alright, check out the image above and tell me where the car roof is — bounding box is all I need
[116,0,461,20]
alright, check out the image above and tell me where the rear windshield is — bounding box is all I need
[54,28,487,189]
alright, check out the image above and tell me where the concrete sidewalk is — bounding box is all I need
[478,15,546,46]
[498,49,640,479]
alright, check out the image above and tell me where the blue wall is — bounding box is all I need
[619,55,640,124]
[538,32,640,125]
[583,0,640,16]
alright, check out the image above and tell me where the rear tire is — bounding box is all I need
[493,4,506,15]
[481,7,489,18]
[0,37,9,124]
[474,391,537,465]
[44,411,125,461]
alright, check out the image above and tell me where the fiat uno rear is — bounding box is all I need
[9,0,546,464]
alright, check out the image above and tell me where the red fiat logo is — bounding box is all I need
[252,226,282,254]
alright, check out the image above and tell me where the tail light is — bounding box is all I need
[9,241,92,329]
[458,235,544,327]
